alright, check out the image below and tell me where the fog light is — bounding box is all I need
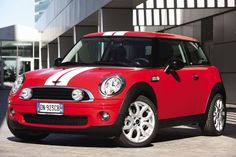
[72,89,83,101]
[20,88,32,100]
[100,112,110,121]
[10,108,15,117]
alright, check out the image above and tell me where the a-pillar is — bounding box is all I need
[98,8,134,32]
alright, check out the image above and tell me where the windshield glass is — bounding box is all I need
[61,37,153,67]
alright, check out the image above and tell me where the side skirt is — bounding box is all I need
[159,114,205,129]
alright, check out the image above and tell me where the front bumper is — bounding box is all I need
[8,97,124,135]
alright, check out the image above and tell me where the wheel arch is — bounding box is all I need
[205,82,226,114]
[119,82,157,115]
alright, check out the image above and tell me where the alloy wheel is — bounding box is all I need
[213,98,226,132]
[122,101,155,143]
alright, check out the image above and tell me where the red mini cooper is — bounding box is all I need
[7,31,226,147]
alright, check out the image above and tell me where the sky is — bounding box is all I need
[0,0,34,28]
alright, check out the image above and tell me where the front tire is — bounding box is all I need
[116,95,158,147]
[199,93,227,136]
[7,119,49,141]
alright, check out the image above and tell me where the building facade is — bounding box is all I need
[0,25,41,87]
[34,0,52,22]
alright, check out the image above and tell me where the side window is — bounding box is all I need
[155,39,186,67]
[184,42,209,65]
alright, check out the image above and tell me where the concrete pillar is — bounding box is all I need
[57,38,61,58]
[39,42,42,69]
[98,9,104,32]
[58,36,74,58]
[99,8,134,32]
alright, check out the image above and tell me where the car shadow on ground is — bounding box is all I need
[7,134,119,148]
[155,126,202,143]
[7,117,236,148]
[223,106,236,139]
[7,126,203,148]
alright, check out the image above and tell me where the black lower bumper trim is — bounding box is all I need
[7,115,124,136]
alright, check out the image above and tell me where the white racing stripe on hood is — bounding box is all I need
[56,67,96,86]
[44,67,78,86]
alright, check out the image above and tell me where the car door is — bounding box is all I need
[151,39,197,120]
[182,41,212,115]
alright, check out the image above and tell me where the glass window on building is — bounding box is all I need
[18,42,33,57]
[34,59,39,69]
[0,41,38,84]
[34,42,39,57]
[0,41,17,56]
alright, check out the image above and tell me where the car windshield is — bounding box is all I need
[61,37,153,67]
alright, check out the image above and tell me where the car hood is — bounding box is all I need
[24,66,143,87]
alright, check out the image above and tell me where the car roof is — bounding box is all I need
[84,31,199,42]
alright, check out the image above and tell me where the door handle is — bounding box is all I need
[193,75,199,80]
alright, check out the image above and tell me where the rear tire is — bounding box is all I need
[8,119,49,141]
[199,93,226,136]
[116,95,158,147]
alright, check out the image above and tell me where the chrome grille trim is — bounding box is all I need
[29,86,94,102]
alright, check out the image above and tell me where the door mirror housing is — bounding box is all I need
[54,58,63,66]
[164,59,185,74]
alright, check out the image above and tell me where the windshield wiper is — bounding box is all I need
[93,61,129,67]
[59,61,130,67]
[59,62,92,66]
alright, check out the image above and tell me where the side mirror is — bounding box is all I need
[54,58,63,66]
[164,59,185,74]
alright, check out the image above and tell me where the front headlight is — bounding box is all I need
[100,75,125,96]
[20,88,32,100]
[11,74,25,94]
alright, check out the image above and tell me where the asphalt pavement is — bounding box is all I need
[0,90,236,157]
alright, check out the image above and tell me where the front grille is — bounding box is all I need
[31,87,90,101]
[24,114,88,126]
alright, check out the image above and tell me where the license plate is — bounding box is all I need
[37,103,64,115]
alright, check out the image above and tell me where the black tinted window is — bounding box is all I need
[184,42,209,65]
[154,39,186,67]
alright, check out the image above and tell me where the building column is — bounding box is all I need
[98,8,134,32]
[57,37,61,58]
[46,44,50,68]
[39,42,42,69]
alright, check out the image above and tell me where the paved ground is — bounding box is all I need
[0,90,236,157]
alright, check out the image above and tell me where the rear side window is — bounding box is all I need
[184,42,209,65]
[154,39,186,67]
